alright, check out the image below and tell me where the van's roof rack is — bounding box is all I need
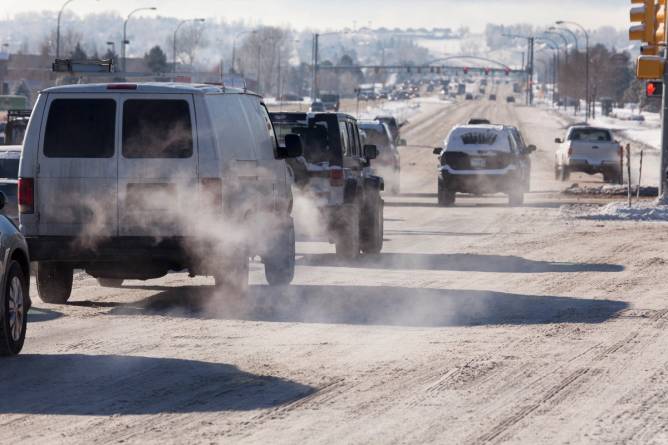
[52,58,113,74]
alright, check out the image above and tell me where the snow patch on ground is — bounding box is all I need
[358,99,424,123]
[561,201,668,221]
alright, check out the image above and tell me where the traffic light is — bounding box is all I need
[484,68,490,76]
[646,80,663,97]
[656,0,667,43]
[630,0,657,45]
[504,67,510,76]
[637,55,665,79]
[463,67,469,75]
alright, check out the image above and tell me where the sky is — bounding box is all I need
[3,0,629,32]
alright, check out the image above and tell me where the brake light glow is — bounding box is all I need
[18,178,34,214]
[106,84,138,90]
[330,169,344,187]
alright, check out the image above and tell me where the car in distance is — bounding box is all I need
[359,120,401,194]
[434,124,534,206]
[468,118,491,125]
[0,191,30,356]
[554,126,622,183]
[19,82,303,304]
[465,93,474,100]
[506,96,516,103]
[489,94,497,101]
[320,94,340,112]
[310,100,326,112]
[270,112,385,258]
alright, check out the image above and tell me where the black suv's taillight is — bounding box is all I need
[18,178,34,214]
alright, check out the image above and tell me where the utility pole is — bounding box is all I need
[526,37,534,106]
[312,33,319,101]
[661,42,668,202]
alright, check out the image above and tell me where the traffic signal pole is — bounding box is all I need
[660,43,668,202]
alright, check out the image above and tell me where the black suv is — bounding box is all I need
[270,112,384,258]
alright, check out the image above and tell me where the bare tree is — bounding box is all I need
[174,22,208,68]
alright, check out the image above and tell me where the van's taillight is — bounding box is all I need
[568,146,573,156]
[107,84,137,90]
[330,169,344,187]
[18,178,34,214]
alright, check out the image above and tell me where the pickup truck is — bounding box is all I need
[554,126,622,183]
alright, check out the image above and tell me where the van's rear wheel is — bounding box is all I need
[36,263,73,304]
[97,278,124,288]
[335,204,360,259]
[264,217,296,286]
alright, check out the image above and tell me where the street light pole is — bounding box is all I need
[557,21,589,121]
[312,30,349,100]
[172,18,205,75]
[122,7,157,74]
[56,0,75,59]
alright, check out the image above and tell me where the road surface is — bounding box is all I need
[3,92,668,444]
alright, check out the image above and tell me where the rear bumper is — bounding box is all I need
[440,167,521,194]
[567,159,620,174]
[27,236,196,264]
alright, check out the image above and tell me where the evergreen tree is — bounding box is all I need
[144,45,168,74]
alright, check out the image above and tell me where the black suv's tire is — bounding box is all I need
[508,190,524,206]
[554,164,561,180]
[36,262,73,304]
[264,217,296,286]
[0,261,28,356]
[97,278,124,288]
[437,179,456,206]
[361,196,384,255]
[335,204,360,259]
[214,249,249,296]
[560,166,570,182]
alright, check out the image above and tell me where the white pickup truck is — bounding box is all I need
[554,126,622,183]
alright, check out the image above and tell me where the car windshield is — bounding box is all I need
[360,125,391,151]
[569,128,612,142]
[274,120,333,164]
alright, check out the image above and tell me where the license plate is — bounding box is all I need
[470,158,486,169]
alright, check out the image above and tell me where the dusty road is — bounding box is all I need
[3,91,668,444]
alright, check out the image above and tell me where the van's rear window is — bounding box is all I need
[44,99,116,158]
[122,100,193,158]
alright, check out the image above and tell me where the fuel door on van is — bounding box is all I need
[117,94,198,237]
[36,94,120,237]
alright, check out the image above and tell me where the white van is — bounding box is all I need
[18,83,302,304]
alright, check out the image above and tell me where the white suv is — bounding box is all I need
[18,82,302,304]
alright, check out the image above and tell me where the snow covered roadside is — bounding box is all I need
[561,201,668,221]
[357,98,428,123]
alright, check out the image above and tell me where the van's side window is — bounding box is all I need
[122,100,193,158]
[44,99,116,158]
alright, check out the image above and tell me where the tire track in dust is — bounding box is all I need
[472,309,668,444]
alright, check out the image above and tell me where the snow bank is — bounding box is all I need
[561,201,668,221]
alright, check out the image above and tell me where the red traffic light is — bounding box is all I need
[646,81,663,97]
[504,68,510,76]
[463,67,469,74]
[484,68,490,75]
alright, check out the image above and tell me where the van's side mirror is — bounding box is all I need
[277,134,303,159]
[555,138,563,144]
[527,144,537,153]
[0,192,6,211]
[364,144,378,160]
[397,139,407,146]
[433,147,442,155]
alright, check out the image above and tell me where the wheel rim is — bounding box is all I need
[8,276,24,342]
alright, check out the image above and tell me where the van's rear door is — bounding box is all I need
[117,94,197,237]
[37,95,119,237]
